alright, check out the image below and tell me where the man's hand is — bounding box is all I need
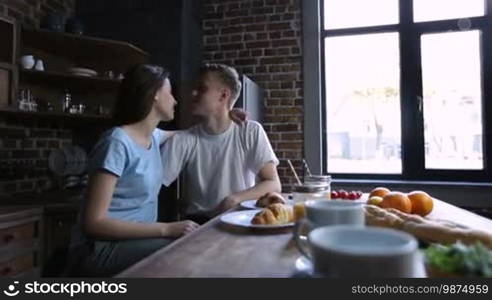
[215,195,242,215]
[229,108,248,124]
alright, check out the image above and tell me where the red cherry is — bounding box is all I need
[339,190,348,199]
[330,190,339,199]
[347,191,357,200]
[356,191,363,199]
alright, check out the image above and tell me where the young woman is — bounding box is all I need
[68,64,199,277]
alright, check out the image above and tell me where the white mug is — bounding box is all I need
[294,200,365,259]
[20,55,35,69]
[297,225,419,278]
[304,200,365,227]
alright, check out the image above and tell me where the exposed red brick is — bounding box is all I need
[251,7,274,15]
[272,39,298,47]
[245,24,266,32]
[267,22,292,31]
[252,0,264,8]
[243,33,255,41]
[256,66,269,73]
[281,133,303,141]
[235,58,257,65]
[251,49,263,56]
[254,15,268,23]
[266,115,301,123]
[222,26,244,34]
[274,107,302,115]
[257,32,268,40]
[272,124,299,132]
[247,41,270,49]
[270,90,297,98]
[221,43,244,51]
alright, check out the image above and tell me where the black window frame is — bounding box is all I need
[321,0,492,182]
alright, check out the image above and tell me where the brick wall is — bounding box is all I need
[202,0,304,190]
[0,0,75,196]
[0,0,75,28]
[0,118,73,195]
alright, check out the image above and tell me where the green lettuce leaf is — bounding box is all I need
[424,241,492,277]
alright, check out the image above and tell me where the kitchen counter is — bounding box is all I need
[0,189,84,213]
[0,206,44,224]
[118,198,492,278]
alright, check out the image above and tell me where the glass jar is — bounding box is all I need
[304,175,331,185]
[304,175,332,199]
[292,184,330,221]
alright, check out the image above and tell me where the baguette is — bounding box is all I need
[364,205,492,248]
[364,205,405,229]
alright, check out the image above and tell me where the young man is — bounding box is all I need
[161,63,281,224]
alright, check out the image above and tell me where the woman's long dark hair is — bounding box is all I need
[113,64,170,125]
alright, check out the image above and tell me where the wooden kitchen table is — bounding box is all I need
[117,198,492,278]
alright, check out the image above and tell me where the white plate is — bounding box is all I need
[48,148,68,176]
[240,199,294,210]
[68,67,98,76]
[70,72,96,77]
[220,210,294,229]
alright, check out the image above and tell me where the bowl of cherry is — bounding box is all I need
[330,189,364,201]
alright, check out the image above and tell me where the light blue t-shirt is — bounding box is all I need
[89,127,166,223]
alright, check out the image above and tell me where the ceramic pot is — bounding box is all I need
[20,55,35,69]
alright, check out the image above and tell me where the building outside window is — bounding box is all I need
[313,0,491,181]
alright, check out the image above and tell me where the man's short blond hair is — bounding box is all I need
[200,63,242,107]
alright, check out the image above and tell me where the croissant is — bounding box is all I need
[252,203,294,225]
[256,192,286,207]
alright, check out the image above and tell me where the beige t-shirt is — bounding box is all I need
[161,121,279,216]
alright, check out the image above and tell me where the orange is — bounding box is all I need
[381,192,412,213]
[369,187,391,199]
[408,191,433,217]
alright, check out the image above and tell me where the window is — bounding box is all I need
[320,0,491,181]
[325,33,401,174]
[421,31,484,170]
[413,0,484,22]
[324,0,399,29]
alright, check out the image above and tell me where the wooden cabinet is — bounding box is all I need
[43,210,77,266]
[0,16,18,109]
[0,206,43,278]
[1,24,149,122]
[0,191,81,277]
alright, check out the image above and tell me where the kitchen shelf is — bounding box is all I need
[0,108,114,125]
[21,28,149,71]
[20,69,121,91]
